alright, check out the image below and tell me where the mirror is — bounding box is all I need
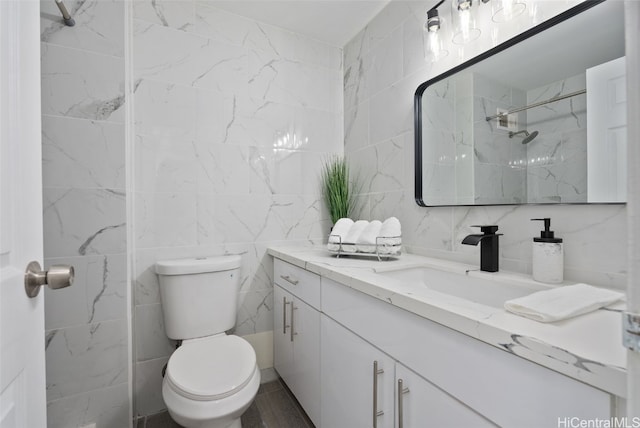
[415,0,626,206]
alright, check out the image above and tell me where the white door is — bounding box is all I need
[0,1,46,426]
[587,56,627,202]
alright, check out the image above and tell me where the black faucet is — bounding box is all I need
[462,225,503,272]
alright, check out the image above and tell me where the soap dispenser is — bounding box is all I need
[531,218,563,284]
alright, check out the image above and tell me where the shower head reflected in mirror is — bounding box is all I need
[509,129,539,144]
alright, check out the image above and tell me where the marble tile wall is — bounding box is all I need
[131,1,342,417]
[40,1,129,428]
[526,73,588,203]
[472,73,527,204]
[344,0,627,290]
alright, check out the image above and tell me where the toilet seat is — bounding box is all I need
[165,335,256,401]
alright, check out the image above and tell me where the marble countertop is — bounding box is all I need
[267,245,627,398]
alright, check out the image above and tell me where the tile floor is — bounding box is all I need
[137,378,314,428]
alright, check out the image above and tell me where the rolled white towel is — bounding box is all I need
[504,283,624,323]
[341,220,369,253]
[378,217,402,246]
[328,218,354,251]
[356,220,382,253]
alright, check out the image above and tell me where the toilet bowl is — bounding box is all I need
[155,256,260,428]
[162,335,260,428]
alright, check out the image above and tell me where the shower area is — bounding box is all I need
[39,1,341,426]
[421,68,589,205]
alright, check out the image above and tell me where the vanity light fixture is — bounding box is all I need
[456,0,473,11]
[427,9,441,32]
[424,1,449,60]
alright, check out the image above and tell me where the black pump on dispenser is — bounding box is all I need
[531,218,562,243]
[531,218,563,283]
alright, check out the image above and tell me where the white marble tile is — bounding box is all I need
[197,194,287,244]
[134,79,196,139]
[293,33,342,71]
[369,76,415,145]
[135,357,169,416]
[343,26,369,69]
[234,288,274,336]
[135,303,176,361]
[193,3,252,46]
[343,55,370,113]
[45,254,127,330]
[293,107,342,154]
[351,137,405,194]
[194,88,242,146]
[133,0,194,31]
[285,195,330,242]
[46,382,129,428]
[248,148,325,195]
[402,200,454,252]
[194,142,249,195]
[40,0,124,57]
[134,135,197,193]
[223,100,294,148]
[41,44,125,122]
[43,188,126,258]
[365,0,414,49]
[46,320,128,400]
[133,19,201,83]
[134,19,247,96]
[366,26,403,98]
[248,49,341,112]
[135,191,198,249]
[344,104,369,154]
[42,116,125,190]
[135,249,162,306]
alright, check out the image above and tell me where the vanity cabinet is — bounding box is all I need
[273,260,321,427]
[321,315,494,428]
[394,363,496,428]
[321,277,612,427]
[272,256,614,428]
[321,315,395,428]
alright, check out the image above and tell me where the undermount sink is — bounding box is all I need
[375,265,551,308]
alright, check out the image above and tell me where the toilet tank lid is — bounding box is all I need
[155,255,241,276]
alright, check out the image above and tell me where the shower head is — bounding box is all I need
[508,130,539,144]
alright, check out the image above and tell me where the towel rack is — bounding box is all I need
[485,89,586,122]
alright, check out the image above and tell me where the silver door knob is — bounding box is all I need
[24,261,74,298]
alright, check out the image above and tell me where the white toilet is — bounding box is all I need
[155,256,260,428]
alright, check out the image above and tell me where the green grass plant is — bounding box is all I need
[321,156,358,224]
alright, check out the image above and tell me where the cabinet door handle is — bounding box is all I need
[280,274,299,285]
[397,379,410,428]
[290,303,298,342]
[282,297,290,334]
[372,360,384,427]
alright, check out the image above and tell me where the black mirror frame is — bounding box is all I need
[414,0,607,207]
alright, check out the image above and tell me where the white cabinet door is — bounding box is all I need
[274,285,294,382]
[274,284,321,426]
[289,297,321,426]
[321,315,395,428]
[395,363,496,428]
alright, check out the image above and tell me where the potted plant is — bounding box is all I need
[321,156,358,225]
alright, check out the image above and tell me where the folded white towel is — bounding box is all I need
[356,220,382,253]
[377,217,402,246]
[504,284,624,323]
[328,218,354,251]
[340,220,369,252]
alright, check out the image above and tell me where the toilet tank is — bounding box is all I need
[155,255,242,340]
